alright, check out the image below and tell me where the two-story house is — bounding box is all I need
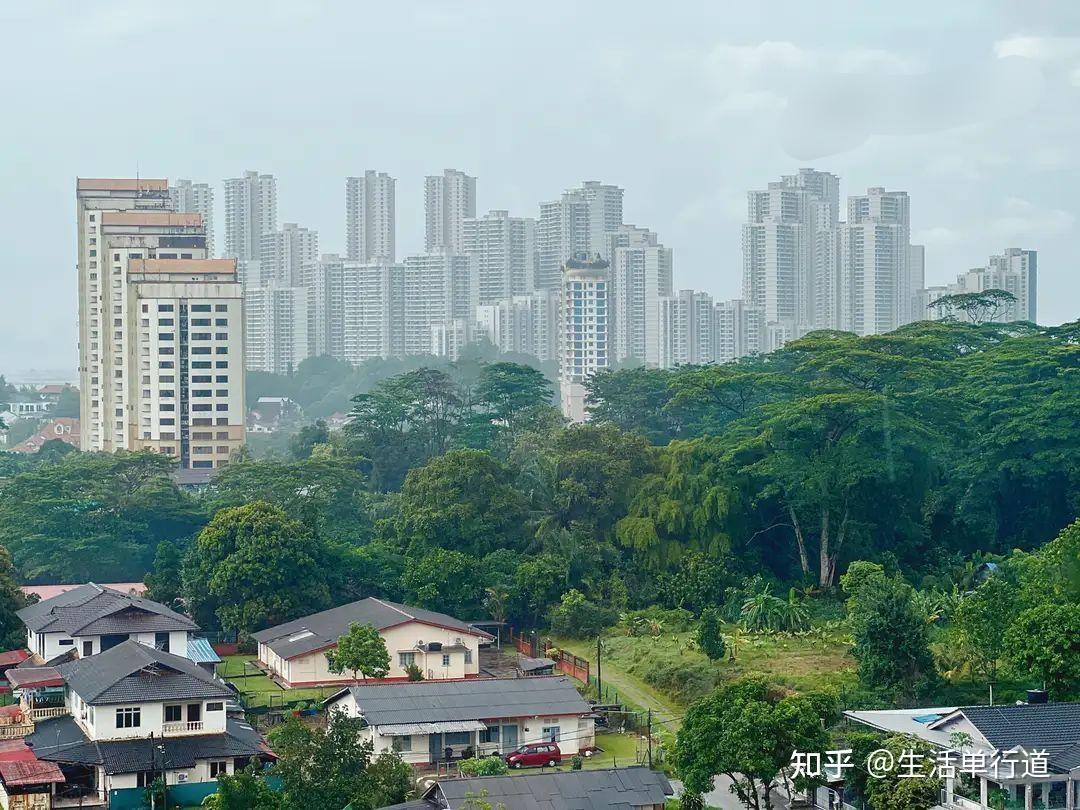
[13,640,272,807]
[253,598,493,688]
[18,583,200,662]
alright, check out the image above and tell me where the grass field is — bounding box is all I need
[217,653,339,709]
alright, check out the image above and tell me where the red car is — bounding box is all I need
[505,742,562,768]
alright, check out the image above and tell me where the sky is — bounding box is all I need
[2,0,1079,379]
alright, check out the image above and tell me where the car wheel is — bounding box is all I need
[513,761,523,769]
[547,759,556,767]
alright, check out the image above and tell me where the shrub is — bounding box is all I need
[695,607,725,660]
[405,663,424,681]
[549,589,617,638]
[617,606,695,636]
[571,755,584,770]
[459,756,509,777]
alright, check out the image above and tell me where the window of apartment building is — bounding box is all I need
[215,319,228,326]
[162,446,175,454]
[193,432,212,440]
[192,333,211,341]
[215,304,228,312]
[159,318,174,326]
[193,460,213,469]
[216,389,228,397]
[193,375,211,383]
[164,705,182,723]
[161,432,175,440]
[194,446,212,454]
[215,361,228,369]
[116,707,141,728]
[160,347,174,355]
[192,361,210,369]
[192,347,210,355]
[159,390,174,398]
[161,418,174,425]
[159,361,174,369]
[88,214,95,222]
[216,446,229,454]
[215,347,228,355]
[192,390,211,398]
[216,417,229,425]
[158,333,174,341]
[194,418,213,426]
[142,389,151,398]
[160,375,174,383]
[192,304,211,312]
[192,318,210,326]
[159,304,173,312]
[160,404,175,412]
[215,376,228,383]
[215,333,228,340]
[216,431,230,440]
[215,404,229,411]
[192,404,211,412]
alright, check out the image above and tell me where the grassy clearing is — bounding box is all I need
[217,653,337,709]
[556,626,857,715]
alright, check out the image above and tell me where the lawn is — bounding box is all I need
[217,654,339,709]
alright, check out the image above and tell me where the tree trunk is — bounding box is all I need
[788,504,810,578]
[818,509,833,589]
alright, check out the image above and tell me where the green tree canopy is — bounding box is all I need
[326,622,391,681]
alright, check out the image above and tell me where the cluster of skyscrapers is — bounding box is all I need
[81,168,1038,438]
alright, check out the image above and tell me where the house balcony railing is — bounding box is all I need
[0,723,35,740]
[29,706,69,721]
[162,720,203,734]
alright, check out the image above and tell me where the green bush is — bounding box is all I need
[549,589,617,638]
[695,607,725,660]
[616,606,695,635]
[459,756,510,777]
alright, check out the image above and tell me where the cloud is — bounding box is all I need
[993,36,1080,61]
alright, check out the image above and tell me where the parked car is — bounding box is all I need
[505,742,562,769]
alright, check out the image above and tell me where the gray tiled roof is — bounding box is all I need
[252,597,490,660]
[427,767,673,810]
[332,676,591,726]
[57,640,231,705]
[935,703,1080,752]
[17,583,198,636]
[28,715,270,774]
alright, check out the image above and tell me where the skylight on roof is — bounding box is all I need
[288,630,315,643]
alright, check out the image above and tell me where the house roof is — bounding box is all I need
[56,640,231,705]
[253,597,492,660]
[328,676,591,727]
[6,666,64,690]
[928,703,1080,752]
[0,759,66,786]
[0,650,30,668]
[27,715,271,774]
[1049,742,1080,774]
[17,583,197,636]
[187,637,222,665]
[415,767,674,810]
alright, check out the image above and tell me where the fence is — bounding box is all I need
[509,630,590,682]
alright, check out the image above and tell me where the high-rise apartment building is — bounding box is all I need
[259,223,319,286]
[658,290,715,368]
[341,260,406,363]
[345,171,396,262]
[223,170,277,284]
[402,252,476,356]
[168,180,215,256]
[243,285,309,375]
[475,290,560,363]
[126,258,244,472]
[77,178,173,452]
[607,226,673,366]
[559,256,610,422]
[714,299,765,363]
[742,169,839,334]
[837,187,911,335]
[430,319,475,361]
[463,210,537,304]
[537,182,624,290]
[424,169,476,253]
[916,248,1037,324]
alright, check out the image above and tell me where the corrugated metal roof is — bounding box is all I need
[427,767,673,810]
[187,636,222,665]
[377,720,487,736]
[338,676,590,726]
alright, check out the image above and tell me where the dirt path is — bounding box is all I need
[554,638,683,733]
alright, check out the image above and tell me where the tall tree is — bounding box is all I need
[674,678,833,810]
[953,575,1018,680]
[326,622,391,681]
[183,502,333,634]
[401,548,487,617]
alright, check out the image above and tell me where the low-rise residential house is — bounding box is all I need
[380,767,673,810]
[324,676,595,765]
[7,640,272,806]
[10,417,80,453]
[253,598,492,688]
[17,583,199,663]
[842,698,1080,810]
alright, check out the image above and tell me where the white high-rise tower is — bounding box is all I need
[223,170,277,284]
[169,180,215,256]
[424,169,476,253]
[345,171,396,262]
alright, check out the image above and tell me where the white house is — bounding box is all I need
[841,698,1080,810]
[18,583,200,663]
[9,640,272,806]
[324,676,595,766]
[253,598,492,688]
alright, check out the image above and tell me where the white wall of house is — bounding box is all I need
[27,628,192,661]
[262,620,485,686]
[69,692,228,741]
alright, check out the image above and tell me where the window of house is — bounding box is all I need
[165,705,182,723]
[155,632,170,652]
[209,761,228,779]
[398,652,415,668]
[206,702,224,712]
[480,725,500,744]
[442,654,451,667]
[392,736,413,752]
[58,639,74,646]
[82,640,93,657]
[464,649,472,665]
[116,707,141,728]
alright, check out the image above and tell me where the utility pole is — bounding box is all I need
[148,732,156,810]
[647,709,653,768]
[596,636,602,700]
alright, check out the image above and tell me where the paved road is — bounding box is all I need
[671,777,793,810]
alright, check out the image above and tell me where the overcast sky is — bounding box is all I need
[2,1,1079,379]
